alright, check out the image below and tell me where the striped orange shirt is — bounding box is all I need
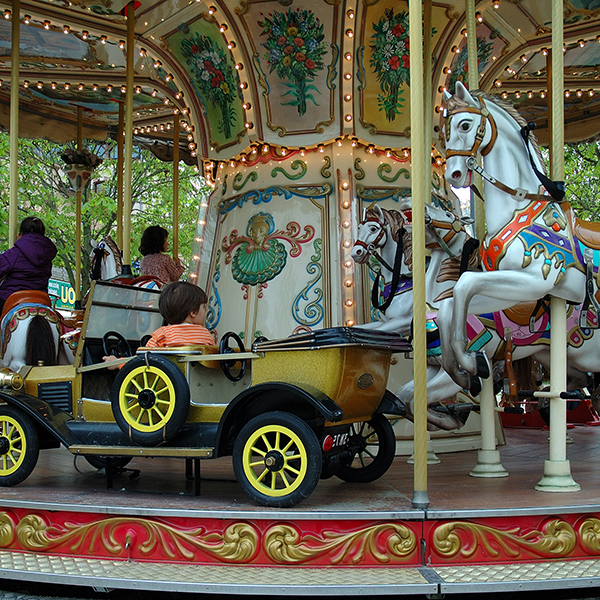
[145,323,216,348]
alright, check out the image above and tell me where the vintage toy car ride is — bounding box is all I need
[0,281,411,507]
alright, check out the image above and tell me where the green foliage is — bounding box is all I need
[0,133,210,295]
[563,138,600,221]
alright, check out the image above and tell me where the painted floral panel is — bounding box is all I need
[360,1,445,135]
[167,20,245,148]
[240,0,337,134]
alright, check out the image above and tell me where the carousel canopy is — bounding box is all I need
[0,0,599,167]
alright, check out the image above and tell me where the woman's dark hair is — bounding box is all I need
[139,225,168,256]
[159,281,208,325]
[20,216,45,236]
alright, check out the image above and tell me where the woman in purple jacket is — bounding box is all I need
[0,217,57,315]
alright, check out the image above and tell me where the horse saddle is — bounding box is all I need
[562,202,600,251]
[502,300,547,327]
[1,290,51,321]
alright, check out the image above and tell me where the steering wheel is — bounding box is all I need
[102,331,133,358]
[219,332,247,382]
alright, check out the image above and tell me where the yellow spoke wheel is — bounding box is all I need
[112,355,190,446]
[233,411,321,508]
[0,405,39,486]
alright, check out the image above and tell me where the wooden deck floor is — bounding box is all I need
[3,425,599,517]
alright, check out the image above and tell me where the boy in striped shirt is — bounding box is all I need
[145,281,215,347]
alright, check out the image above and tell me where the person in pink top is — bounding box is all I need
[145,281,215,347]
[138,225,185,284]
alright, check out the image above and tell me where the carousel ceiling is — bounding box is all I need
[0,0,599,168]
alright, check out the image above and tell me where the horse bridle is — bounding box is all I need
[90,241,109,281]
[424,211,464,259]
[445,96,498,160]
[425,209,480,275]
[355,215,406,313]
[354,217,395,272]
[445,97,562,204]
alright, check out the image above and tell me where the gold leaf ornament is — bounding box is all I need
[433,519,576,559]
[14,513,259,562]
[264,523,417,564]
[579,517,600,553]
[0,512,16,547]
[17,514,52,551]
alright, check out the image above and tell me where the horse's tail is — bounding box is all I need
[25,315,57,366]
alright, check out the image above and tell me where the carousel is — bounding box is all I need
[1,0,600,596]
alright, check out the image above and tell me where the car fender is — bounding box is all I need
[0,390,76,447]
[375,389,408,417]
[214,381,343,457]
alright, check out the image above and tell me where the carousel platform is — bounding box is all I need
[1,427,600,597]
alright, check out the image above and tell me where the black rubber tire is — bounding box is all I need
[233,411,321,508]
[111,354,190,446]
[336,414,396,483]
[83,455,133,471]
[0,405,39,486]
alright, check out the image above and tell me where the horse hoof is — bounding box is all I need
[469,376,482,397]
[475,351,491,379]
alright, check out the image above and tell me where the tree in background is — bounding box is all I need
[563,136,600,222]
[0,133,210,294]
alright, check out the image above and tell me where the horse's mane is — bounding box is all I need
[104,235,123,275]
[433,237,480,303]
[447,88,545,171]
[365,207,405,243]
[470,90,545,171]
[364,206,413,270]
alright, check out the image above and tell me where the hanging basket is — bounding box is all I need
[66,165,94,192]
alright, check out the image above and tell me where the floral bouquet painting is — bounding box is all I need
[369,8,411,122]
[181,33,238,138]
[258,7,327,117]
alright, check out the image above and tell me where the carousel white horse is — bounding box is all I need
[89,235,163,289]
[90,235,123,282]
[396,201,596,430]
[351,204,412,333]
[441,81,594,390]
[352,202,483,430]
[0,292,76,372]
[353,201,594,430]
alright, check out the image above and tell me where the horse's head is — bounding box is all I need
[442,81,498,189]
[89,236,122,281]
[352,204,407,265]
[423,203,473,252]
[399,197,473,256]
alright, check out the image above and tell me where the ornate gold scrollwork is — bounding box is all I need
[579,517,600,553]
[264,522,417,564]
[432,519,576,559]
[0,512,16,547]
[14,513,259,563]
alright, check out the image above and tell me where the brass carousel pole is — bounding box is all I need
[172,113,180,262]
[117,102,124,251]
[9,0,19,247]
[465,0,485,239]
[409,0,429,509]
[535,0,579,492]
[75,106,83,307]
[121,0,135,276]
[466,0,507,478]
